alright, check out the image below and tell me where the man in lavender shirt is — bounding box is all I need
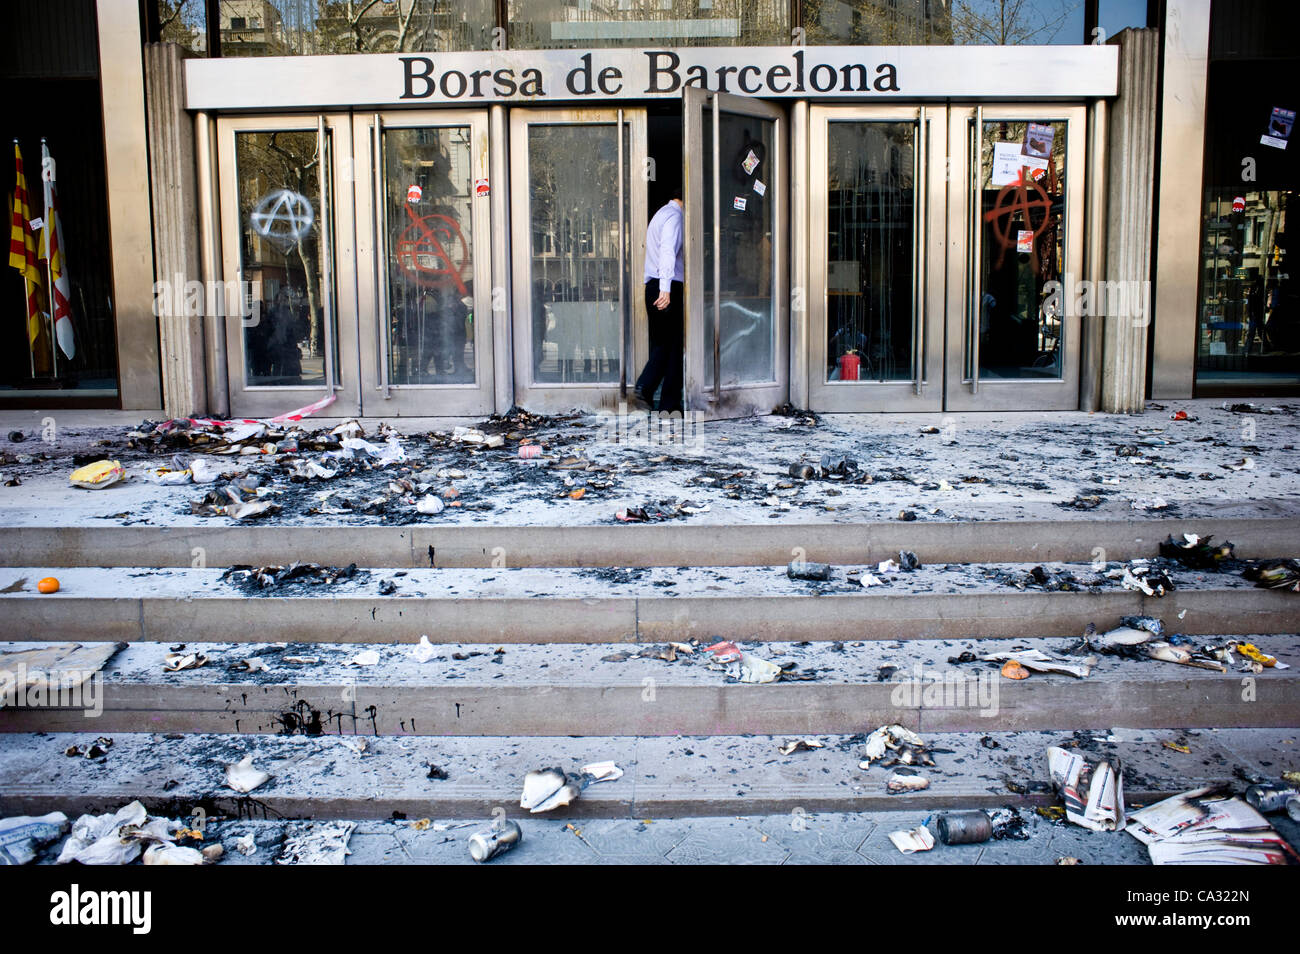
[635,189,684,413]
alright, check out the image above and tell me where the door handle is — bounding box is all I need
[968,108,983,395]
[913,109,927,396]
[372,115,391,399]
[617,108,627,398]
[317,117,337,395]
[711,94,722,401]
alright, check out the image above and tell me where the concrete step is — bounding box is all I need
[2,512,1297,570]
[2,636,1296,736]
[1,727,1293,821]
[2,562,1293,644]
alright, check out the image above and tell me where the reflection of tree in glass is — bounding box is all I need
[238,131,324,357]
[156,0,208,52]
[804,0,954,45]
[318,0,434,53]
[952,0,1079,45]
[509,0,789,50]
[802,0,1077,47]
[313,1,493,54]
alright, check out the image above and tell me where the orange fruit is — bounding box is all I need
[37,577,60,594]
[1000,659,1029,680]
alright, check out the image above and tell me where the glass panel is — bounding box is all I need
[1194,53,1299,391]
[235,129,335,387]
[156,0,208,54]
[803,0,1084,45]
[527,123,626,385]
[825,120,915,383]
[383,126,476,385]
[214,0,495,56]
[704,111,776,388]
[509,0,789,49]
[1197,189,1297,386]
[1097,0,1151,37]
[976,118,1067,380]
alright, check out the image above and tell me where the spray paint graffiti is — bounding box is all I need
[395,204,470,295]
[977,174,1050,270]
[250,189,315,251]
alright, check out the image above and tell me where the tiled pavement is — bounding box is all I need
[179,808,1300,865]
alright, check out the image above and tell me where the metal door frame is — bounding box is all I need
[352,110,494,416]
[683,87,788,417]
[508,107,648,412]
[807,104,946,412]
[216,112,361,418]
[943,103,1087,412]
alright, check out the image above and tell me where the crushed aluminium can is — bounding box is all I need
[468,819,522,862]
[1245,781,1300,814]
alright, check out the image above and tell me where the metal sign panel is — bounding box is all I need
[187,45,1119,111]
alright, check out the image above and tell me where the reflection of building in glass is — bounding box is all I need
[509,0,792,48]
[807,0,954,45]
[212,1,497,56]
[220,0,295,56]
[315,0,494,54]
[157,0,209,52]
[165,0,1086,55]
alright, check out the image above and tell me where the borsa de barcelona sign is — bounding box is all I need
[187,45,1118,110]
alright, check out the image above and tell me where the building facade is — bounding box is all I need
[3,1,1296,416]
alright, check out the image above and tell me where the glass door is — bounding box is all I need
[509,108,647,411]
[808,105,945,412]
[683,87,787,417]
[353,111,494,416]
[217,114,360,417]
[944,105,1086,411]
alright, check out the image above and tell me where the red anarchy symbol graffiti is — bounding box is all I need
[396,204,470,294]
[982,175,1052,270]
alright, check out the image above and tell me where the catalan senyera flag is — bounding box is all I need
[39,139,75,360]
[8,141,50,367]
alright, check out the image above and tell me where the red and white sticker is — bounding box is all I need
[1232,196,1246,212]
[407,184,422,203]
[475,177,490,197]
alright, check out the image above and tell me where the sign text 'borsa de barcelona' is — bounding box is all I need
[399,49,902,101]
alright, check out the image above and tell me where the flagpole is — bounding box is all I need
[44,240,58,380]
[40,138,58,381]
